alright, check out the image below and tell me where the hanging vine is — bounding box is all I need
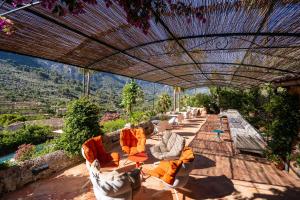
[0,0,295,35]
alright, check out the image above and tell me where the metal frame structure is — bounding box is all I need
[0,0,299,89]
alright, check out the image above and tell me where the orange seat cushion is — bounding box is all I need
[82,135,120,167]
[120,128,146,155]
[148,160,183,185]
[179,147,195,163]
[148,147,195,185]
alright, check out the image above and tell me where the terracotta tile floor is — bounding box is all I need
[2,115,300,200]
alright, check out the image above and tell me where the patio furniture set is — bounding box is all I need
[81,114,198,200]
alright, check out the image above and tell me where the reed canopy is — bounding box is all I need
[0,0,300,89]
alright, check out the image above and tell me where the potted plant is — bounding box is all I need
[269,153,285,170]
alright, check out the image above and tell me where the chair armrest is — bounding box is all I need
[121,146,130,154]
[110,152,120,166]
[90,171,132,197]
[164,150,181,159]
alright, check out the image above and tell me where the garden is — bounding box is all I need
[0,80,171,168]
[0,79,299,175]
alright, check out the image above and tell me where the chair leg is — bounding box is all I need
[152,186,168,197]
[81,179,90,189]
[123,158,130,166]
[173,189,179,200]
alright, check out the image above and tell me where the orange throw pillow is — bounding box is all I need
[148,160,183,185]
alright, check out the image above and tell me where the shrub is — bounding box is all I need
[180,95,191,110]
[32,139,58,158]
[144,110,157,119]
[0,125,51,156]
[217,88,244,110]
[264,89,300,161]
[57,97,101,155]
[190,93,219,114]
[121,80,144,115]
[0,161,16,170]
[14,144,36,162]
[158,114,169,121]
[0,114,27,127]
[129,111,150,126]
[101,119,127,133]
[156,93,172,114]
[100,112,120,124]
[297,155,300,167]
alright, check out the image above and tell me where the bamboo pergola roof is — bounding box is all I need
[1,0,300,89]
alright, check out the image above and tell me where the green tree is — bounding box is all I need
[264,89,300,161]
[58,97,101,155]
[156,93,172,114]
[121,80,144,115]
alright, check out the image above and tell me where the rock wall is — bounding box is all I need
[0,150,82,195]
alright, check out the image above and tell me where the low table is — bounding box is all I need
[128,152,148,168]
[212,129,224,140]
[128,152,149,179]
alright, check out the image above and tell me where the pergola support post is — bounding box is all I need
[83,69,86,96]
[173,88,176,113]
[86,70,90,96]
[178,90,180,112]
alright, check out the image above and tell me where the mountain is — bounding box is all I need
[0,51,173,115]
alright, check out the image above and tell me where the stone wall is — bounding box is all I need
[0,150,82,195]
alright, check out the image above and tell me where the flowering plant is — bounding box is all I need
[14,144,36,162]
[0,16,14,35]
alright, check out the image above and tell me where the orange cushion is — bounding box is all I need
[161,160,182,185]
[82,136,99,163]
[179,147,195,163]
[149,160,183,185]
[82,135,120,167]
[120,128,146,155]
[148,147,195,185]
[110,152,120,166]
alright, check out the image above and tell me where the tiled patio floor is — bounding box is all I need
[2,115,300,200]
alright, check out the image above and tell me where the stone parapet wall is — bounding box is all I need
[0,150,82,195]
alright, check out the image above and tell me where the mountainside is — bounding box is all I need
[0,51,172,114]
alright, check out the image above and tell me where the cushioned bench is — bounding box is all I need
[222,109,266,155]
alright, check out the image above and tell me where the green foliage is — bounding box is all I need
[156,93,172,114]
[101,119,127,133]
[264,89,300,160]
[14,144,36,162]
[32,139,58,158]
[180,95,191,110]
[189,93,219,114]
[121,80,144,115]
[0,125,51,156]
[158,114,169,121]
[128,111,150,126]
[25,114,49,121]
[144,110,157,119]
[217,88,244,110]
[0,161,16,170]
[0,114,26,127]
[57,97,101,155]
[297,155,300,167]
[265,151,282,163]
